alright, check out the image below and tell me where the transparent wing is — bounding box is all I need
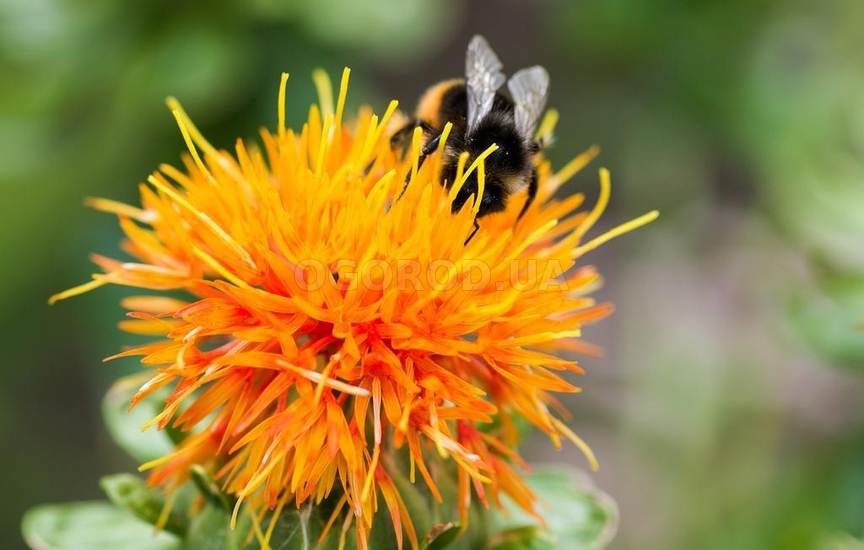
[507,66,550,137]
[466,35,506,132]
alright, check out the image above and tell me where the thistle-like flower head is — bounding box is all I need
[51,68,656,549]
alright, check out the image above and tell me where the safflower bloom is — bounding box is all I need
[51,68,657,549]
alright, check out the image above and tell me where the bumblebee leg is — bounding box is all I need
[397,127,442,200]
[420,131,442,156]
[517,168,539,220]
[464,218,481,245]
[391,119,436,152]
[369,120,427,176]
[390,118,417,151]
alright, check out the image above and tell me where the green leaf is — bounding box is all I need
[487,467,618,550]
[184,502,343,550]
[100,473,188,535]
[385,448,490,550]
[256,504,343,550]
[22,501,182,550]
[424,522,462,550]
[102,376,177,464]
[190,465,235,512]
[183,503,241,550]
[487,526,553,550]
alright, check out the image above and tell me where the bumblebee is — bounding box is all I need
[393,35,550,242]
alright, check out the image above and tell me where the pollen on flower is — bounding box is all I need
[51,67,657,549]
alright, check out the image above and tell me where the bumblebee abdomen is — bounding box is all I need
[416,79,468,131]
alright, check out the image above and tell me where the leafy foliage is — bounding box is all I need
[22,502,181,550]
[22,387,618,550]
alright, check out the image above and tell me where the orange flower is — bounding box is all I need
[51,68,657,549]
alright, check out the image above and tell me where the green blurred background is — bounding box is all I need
[4,0,864,548]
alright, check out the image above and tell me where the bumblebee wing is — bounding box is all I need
[466,35,506,132]
[507,66,550,138]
